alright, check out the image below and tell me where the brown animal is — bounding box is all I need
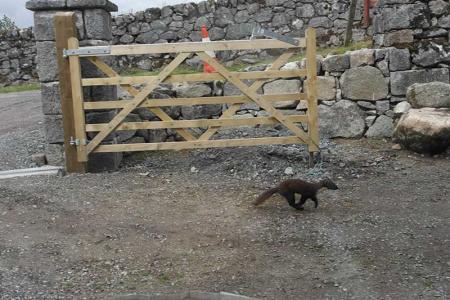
[253,178,338,210]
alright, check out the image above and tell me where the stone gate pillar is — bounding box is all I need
[26,0,121,171]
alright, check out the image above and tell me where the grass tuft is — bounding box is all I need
[0,83,40,94]
[122,40,374,77]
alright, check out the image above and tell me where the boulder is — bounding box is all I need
[406,82,450,108]
[349,48,375,68]
[389,48,410,71]
[319,100,366,138]
[365,115,394,138]
[390,68,449,96]
[340,66,389,100]
[412,43,450,67]
[382,30,414,47]
[84,9,113,40]
[322,54,350,72]
[181,105,222,119]
[225,23,255,40]
[304,76,336,101]
[429,0,450,16]
[394,108,450,154]
[263,79,301,108]
[173,83,211,98]
[393,101,411,115]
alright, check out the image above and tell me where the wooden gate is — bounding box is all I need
[55,12,319,173]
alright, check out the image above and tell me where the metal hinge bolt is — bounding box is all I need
[69,137,86,146]
[69,136,80,146]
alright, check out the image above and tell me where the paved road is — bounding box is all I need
[0,91,42,135]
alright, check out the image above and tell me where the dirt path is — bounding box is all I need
[0,91,449,299]
[0,139,449,299]
[0,91,45,170]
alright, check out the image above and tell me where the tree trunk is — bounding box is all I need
[345,0,357,46]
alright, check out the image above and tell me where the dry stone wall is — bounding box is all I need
[0,28,37,86]
[111,0,372,71]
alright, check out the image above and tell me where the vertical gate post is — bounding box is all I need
[306,28,319,167]
[54,12,86,173]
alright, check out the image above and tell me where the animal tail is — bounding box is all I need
[253,187,280,206]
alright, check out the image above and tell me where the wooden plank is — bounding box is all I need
[81,69,308,86]
[83,93,307,110]
[93,136,304,152]
[107,39,306,56]
[306,28,319,152]
[67,37,88,162]
[54,12,86,173]
[199,50,297,141]
[86,52,190,154]
[198,52,310,144]
[87,56,196,142]
[85,115,308,131]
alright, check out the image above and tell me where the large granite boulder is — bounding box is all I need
[390,68,449,96]
[304,76,336,101]
[406,82,450,108]
[394,108,450,154]
[365,115,394,138]
[340,66,389,100]
[319,100,366,138]
[263,79,301,109]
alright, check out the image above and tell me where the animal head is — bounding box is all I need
[320,177,339,190]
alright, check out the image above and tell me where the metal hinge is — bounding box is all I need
[251,25,299,46]
[69,137,87,146]
[63,46,111,57]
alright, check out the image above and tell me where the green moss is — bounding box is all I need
[0,83,40,94]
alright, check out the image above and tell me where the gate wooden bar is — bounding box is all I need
[55,13,319,172]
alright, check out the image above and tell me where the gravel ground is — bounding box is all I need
[0,92,449,300]
[0,91,46,170]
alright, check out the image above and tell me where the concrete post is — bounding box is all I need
[26,0,122,172]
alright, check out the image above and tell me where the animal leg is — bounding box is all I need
[293,195,307,210]
[280,191,303,210]
[311,196,319,208]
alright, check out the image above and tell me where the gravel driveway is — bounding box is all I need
[0,91,449,299]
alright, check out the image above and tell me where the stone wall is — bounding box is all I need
[111,0,373,71]
[3,0,373,84]
[373,0,450,65]
[109,46,449,145]
[0,28,37,86]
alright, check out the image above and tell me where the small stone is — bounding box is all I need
[296,100,308,110]
[357,101,376,110]
[392,144,402,150]
[365,115,394,138]
[365,116,376,127]
[284,167,294,175]
[394,101,411,115]
[190,166,199,173]
[376,100,390,114]
[31,153,47,167]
